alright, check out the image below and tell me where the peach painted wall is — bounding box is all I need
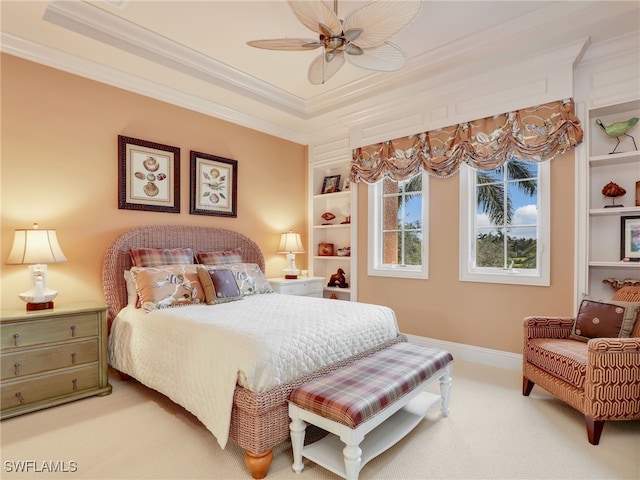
[1,54,308,311]
[355,155,576,353]
[1,54,577,355]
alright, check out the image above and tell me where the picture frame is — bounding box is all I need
[190,151,238,217]
[342,177,351,192]
[118,135,180,213]
[321,175,341,194]
[621,215,640,261]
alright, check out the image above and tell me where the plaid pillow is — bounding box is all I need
[130,247,194,267]
[195,248,243,265]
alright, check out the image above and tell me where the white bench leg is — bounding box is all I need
[342,443,362,480]
[439,363,453,417]
[290,416,306,474]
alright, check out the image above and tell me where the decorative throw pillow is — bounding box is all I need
[131,264,205,312]
[569,298,640,342]
[197,268,243,304]
[207,263,273,296]
[195,248,243,265]
[130,247,194,267]
[123,270,138,306]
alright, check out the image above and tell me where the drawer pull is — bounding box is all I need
[14,363,20,376]
[72,378,78,391]
[70,325,77,337]
[13,333,20,346]
[15,392,25,404]
[71,352,77,364]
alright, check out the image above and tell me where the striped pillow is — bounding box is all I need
[130,247,194,267]
[195,248,243,265]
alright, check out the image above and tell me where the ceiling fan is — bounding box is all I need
[247,1,422,85]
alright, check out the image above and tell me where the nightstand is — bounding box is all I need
[268,277,324,298]
[1,302,112,420]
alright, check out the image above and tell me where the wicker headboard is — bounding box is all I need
[102,225,265,322]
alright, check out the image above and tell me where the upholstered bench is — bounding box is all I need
[288,342,453,480]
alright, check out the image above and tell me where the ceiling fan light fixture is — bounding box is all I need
[247,0,422,84]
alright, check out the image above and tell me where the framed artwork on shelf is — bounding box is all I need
[621,215,640,261]
[118,135,180,213]
[190,151,238,217]
[342,177,351,192]
[321,175,341,194]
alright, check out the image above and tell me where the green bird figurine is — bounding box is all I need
[595,117,639,154]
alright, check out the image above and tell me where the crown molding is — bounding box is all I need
[43,0,309,119]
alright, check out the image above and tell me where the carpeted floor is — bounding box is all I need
[1,359,638,480]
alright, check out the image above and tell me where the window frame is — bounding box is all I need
[367,170,429,279]
[458,161,550,286]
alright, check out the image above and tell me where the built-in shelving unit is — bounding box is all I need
[584,99,640,299]
[310,159,357,301]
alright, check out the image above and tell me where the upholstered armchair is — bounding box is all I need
[522,286,640,445]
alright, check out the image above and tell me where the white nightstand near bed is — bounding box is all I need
[268,277,324,297]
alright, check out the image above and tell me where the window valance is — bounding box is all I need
[350,98,583,182]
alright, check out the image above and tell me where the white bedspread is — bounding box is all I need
[108,294,399,448]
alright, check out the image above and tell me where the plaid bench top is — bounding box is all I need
[289,342,453,429]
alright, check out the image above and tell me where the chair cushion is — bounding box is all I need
[525,338,588,390]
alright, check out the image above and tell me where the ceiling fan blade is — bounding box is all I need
[247,38,321,51]
[343,1,422,49]
[288,0,341,35]
[345,42,407,71]
[345,43,364,56]
[308,52,345,85]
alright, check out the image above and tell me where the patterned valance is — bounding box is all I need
[350,98,583,182]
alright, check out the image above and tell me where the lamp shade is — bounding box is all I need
[277,232,305,254]
[6,226,68,265]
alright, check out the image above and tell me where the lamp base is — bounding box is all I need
[284,274,298,280]
[26,301,54,311]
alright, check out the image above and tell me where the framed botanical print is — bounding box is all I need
[190,151,238,217]
[118,135,180,213]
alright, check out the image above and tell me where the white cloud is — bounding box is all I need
[476,205,538,239]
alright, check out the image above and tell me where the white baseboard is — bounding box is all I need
[404,334,522,371]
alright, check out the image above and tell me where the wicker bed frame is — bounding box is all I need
[102,225,404,479]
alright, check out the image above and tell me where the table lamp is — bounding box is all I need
[277,231,305,279]
[6,223,68,311]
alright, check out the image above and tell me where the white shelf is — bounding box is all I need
[324,286,351,294]
[313,191,351,200]
[589,150,640,166]
[589,261,640,268]
[313,224,351,230]
[310,157,357,301]
[590,206,640,216]
[580,97,640,299]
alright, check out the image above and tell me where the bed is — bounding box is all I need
[102,225,404,479]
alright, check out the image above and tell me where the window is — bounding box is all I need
[459,158,550,286]
[368,171,428,279]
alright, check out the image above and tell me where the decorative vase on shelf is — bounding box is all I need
[321,212,335,225]
[602,181,626,208]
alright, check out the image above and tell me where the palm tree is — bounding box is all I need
[476,157,536,226]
